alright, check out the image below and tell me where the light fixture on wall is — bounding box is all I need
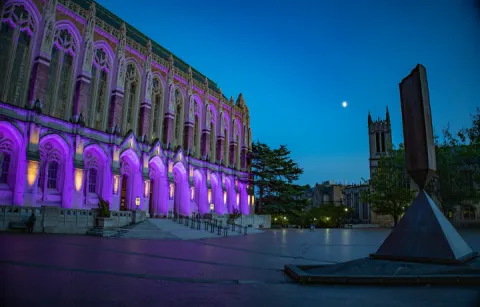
[190,187,195,201]
[74,168,83,192]
[113,175,119,194]
[169,183,174,199]
[27,160,39,187]
[144,180,150,197]
[223,191,227,205]
[135,197,140,209]
[168,161,173,174]
[189,166,193,178]
[208,189,212,204]
[210,203,214,213]
[207,170,211,182]
[236,193,240,206]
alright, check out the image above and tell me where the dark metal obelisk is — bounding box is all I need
[371,64,476,264]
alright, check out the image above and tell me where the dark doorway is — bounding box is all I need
[149,180,154,217]
[120,175,127,211]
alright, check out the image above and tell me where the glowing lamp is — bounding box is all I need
[135,197,140,208]
[326,217,330,221]
[144,180,150,197]
[208,189,212,203]
[236,193,239,206]
[190,187,195,201]
[248,195,251,206]
[251,195,255,205]
[75,139,84,156]
[27,160,39,187]
[113,148,119,162]
[30,127,39,145]
[223,191,227,205]
[283,216,287,220]
[344,208,348,212]
[189,166,193,178]
[168,161,173,174]
[113,175,119,194]
[235,179,238,187]
[169,183,174,199]
[210,203,214,212]
[74,168,83,192]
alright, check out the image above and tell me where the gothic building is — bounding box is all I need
[0,0,253,217]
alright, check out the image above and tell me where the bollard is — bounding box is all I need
[224,227,228,237]
[191,219,195,229]
[210,222,214,233]
[244,226,247,235]
[217,225,222,235]
[204,220,208,230]
[238,225,242,234]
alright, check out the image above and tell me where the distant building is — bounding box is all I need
[343,183,370,222]
[299,181,345,210]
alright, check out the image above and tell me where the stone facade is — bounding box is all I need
[0,0,254,217]
[300,181,345,210]
[343,183,370,222]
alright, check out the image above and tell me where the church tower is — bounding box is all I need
[368,107,392,177]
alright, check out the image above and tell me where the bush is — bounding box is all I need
[97,195,111,217]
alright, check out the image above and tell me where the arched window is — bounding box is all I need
[150,77,163,140]
[88,48,110,130]
[224,128,228,164]
[210,122,215,162]
[122,63,138,134]
[193,115,199,156]
[174,88,183,147]
[0,153,11,184]
[0,4,36,106]
[44,28,77,119]
[47,161,59,189]
[88,168,97,193]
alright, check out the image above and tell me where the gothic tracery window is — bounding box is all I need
[123,63,138,134]
[88,168,97,193]
[0,4,35,106]
[0,153,11,184]
[150,76,163,140]
[174,88,183,147]
[47,161,59,189]
[88,48,110,130]
[44,28,77,119]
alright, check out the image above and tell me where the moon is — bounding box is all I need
[342,101,348,108]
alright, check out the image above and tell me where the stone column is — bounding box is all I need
[163,114,175,147]
[109,90,124,130]
[73,75,91,120]
[139,104,151,138]
[184,123,194,152]
[28,57,50,108]
[217,136,224,165]
[229,142,237,168]
[240,146,248,169]
[201,130,210,159]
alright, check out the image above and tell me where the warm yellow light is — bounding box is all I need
[30,127,39,145]
[235,179,238,187]
[169,183,175,199]
[207,170,210,182]
[326,217,330,221]
[75,139,84,156]
[283,216,287,220]
[191,187,195,201]
[113,148,119,162]
[168,161,173,174]
[113,175,119,194]
[135,197,140,207]
[189,166,193,178]
[27,160,39,187]
[251,195,255,205]
[344,208,348,212]
[236,193,239,206]
[223,191,227,204]
[210,203,214,211]
[248,195,251,206]
[208,189,212,203]
[74,168,83,192]
[156,147,160,155]
[129,139,133,148]
[144,180,150,197]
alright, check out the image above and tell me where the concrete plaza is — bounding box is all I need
[1,223,479,307]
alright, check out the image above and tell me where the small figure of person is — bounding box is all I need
[27,212,36,233]
[310,223,315,232]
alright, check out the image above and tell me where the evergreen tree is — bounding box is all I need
[251,141,308,214]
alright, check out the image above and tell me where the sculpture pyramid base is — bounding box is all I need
[370,190,477,264]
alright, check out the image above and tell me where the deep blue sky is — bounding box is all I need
[97,0,480,185]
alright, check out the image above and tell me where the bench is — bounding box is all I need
[9,221,28,230]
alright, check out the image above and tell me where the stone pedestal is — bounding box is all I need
[96,216,115,229]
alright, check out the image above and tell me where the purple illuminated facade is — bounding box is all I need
[0,0,253,216]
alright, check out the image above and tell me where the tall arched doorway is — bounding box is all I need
[119,149,141,211]
[210,173,224,214]
[148,156,168,217]
[173,162,189,216]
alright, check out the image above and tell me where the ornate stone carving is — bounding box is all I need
[244,126,248,146]
[145,40,152,73]
[220,114,225,132]
[149,167,156,179]
[189,98,195,122]
[116,23,127,89]
[120,160,130,175]
[168,54,174,82]
[82,40,94,73]
[145,72,153,102]
[81,2,96,73]
[40,0,57,56]
[187,66,193,86]
[168,85,175,113]
[117,58,126,89]
[206,107,212,130]
[84,2,96,38]
[0,139,13,154]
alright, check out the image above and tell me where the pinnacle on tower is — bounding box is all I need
[236,93,245,105]
[368,111,372,126]
[386,106,390,124]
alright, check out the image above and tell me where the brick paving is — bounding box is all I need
[1,228,479,307]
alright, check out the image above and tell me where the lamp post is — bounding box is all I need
[135,197,140,210]
[210,204,214,213]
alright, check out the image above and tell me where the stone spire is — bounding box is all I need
[168,54,174,82]
[368,111,372,126]
[386,106,390,125]
[81,2,96,74]
[40,0,58,56]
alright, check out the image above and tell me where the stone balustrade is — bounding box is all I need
[0,205,141,234]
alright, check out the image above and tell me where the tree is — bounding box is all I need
[251,141,308,215]
[361,146,416,226]
[426,108,480,214]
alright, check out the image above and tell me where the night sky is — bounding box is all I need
[96,0,480,185]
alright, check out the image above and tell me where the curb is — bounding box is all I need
[284,265,480,286]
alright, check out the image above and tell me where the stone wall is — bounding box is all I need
[0,206,139,234]
[235,214,272,229]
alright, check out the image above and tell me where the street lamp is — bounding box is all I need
[135,197,140,210]
[210,203,214,213]
[326,217,330,221]
[344,208,348,212]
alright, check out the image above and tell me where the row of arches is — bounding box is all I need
[0,0,250,168]
[0,120,250,215]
